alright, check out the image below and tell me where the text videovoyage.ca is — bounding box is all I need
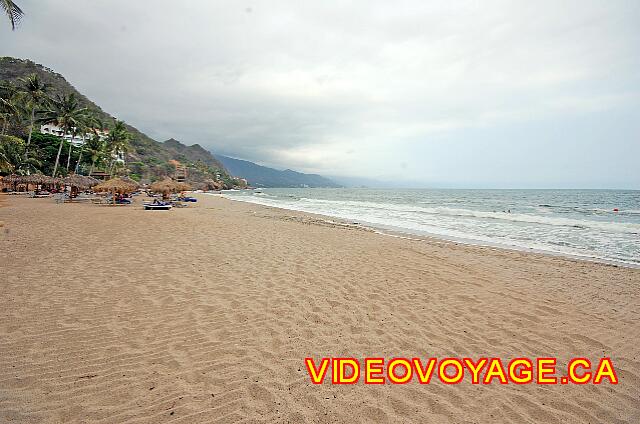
[305,357,618,385]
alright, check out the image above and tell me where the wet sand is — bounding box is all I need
[1,193,638,423]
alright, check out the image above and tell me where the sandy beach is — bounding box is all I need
[0,193,639,423]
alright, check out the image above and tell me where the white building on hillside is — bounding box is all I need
[40,124,109,147]
[40,124,123,163]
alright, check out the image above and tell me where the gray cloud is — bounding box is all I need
[1,0,639,187]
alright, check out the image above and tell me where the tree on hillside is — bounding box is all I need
[65,120,85,172]
[38,93,89,177]
[106,120,131,176]
[1,0,23,30]
[0,83,19,135]
[0,135,41,175]
[83,133,107,177]
[65,113,101,172]
[74,117,96,174]
[75,115,106,175]
[0,98,16,135]
[27,131,68,176]
[16,74,48,161]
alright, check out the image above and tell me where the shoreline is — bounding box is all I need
[1,193,639,423]
[213,192,640,270]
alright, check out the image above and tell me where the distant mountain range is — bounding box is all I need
[1,57,354,189]
[215,155,341,188]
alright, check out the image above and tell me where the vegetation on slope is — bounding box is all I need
[0,57,241,187]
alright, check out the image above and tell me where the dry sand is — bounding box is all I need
[0,193,639,423]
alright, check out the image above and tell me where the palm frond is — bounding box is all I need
[2,0,24,30]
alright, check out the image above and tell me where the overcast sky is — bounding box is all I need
[1,0,639,188]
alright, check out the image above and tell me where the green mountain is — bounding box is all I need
[163,138,225,170]
[0,56,237,186]
[215,154,341,188]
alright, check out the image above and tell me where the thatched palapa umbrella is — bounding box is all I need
[64,174,100,198]
[3,174,26,191]
[2,174,14,189]
[93,177,139,205]
[20,173,57,193]
[24,173,57,189]
[150,178,191,199]
[64,174,99,189]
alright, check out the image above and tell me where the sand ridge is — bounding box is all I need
[0,193,639,423]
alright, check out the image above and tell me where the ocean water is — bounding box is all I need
[219,188,640,267]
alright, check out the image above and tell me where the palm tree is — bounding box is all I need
[83,133,107,176]
[17,74,48,160]
[106,120,131,176]
[1,0,23,30]
[0,81,18,135]
[0,97,17,135]
[74,118,103,174]
[38,93,89,177]
[64,124,83,172]
[65,114,99,172]
[0,135,41,175]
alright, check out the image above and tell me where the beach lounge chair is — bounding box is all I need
[143,201,172,210]
[176,196,197,202]
[55,193,69,204]
[32,192,51,198]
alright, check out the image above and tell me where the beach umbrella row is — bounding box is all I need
[2,174,102,185]
[1,173,104,190]
[1,173,59,187]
